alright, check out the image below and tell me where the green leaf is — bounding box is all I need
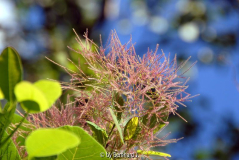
[25,128,80,158]
[14,81,48,113]
[34,80,62,107]
[137,150,171,157]
[14,80,62,113]
[0,131,21,160]
[86,121,108,147]
[142,107,169,134]
[57,125,109,160]
[109,108,124,144]
[142,113,156,128]
[0,47,23,102]
[124,117,139,141]
[0,103,16,143]
[113,93,124,122]
[153,110,169,134]
[153,123,166,134]
[32,155,57,160]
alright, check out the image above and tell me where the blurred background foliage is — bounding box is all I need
[0,0,239,159]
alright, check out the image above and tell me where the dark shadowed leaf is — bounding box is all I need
[86,121,108,147]
[0,131,21,160]
[0,47,23,102]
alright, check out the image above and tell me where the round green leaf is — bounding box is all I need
[14,81,49,113]
[124,117,139,140]
[57,125,109,160]
[25,128,80,158]
[0,47,23,102]
[33,80,62,107]
[14,80,62,113]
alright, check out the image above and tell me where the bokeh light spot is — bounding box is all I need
[197,47,214,64]
[149,16,168,34]
[0,1,16,27]
[132,9,148,26]
[77,0,101,20]
[177,0,206,16]
[179,22,199,42]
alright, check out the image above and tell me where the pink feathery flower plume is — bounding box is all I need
[60,30,196,154]
[22,30,196,159]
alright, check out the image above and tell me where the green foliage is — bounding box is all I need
[86,121,108,147]
[0,131,21,160]
[0,103,16,143]
[32,155,57,160]
[14,80,61,113]
[0,47,23,150]
[0,47,63,160]
[113,93,124,122]
[109,108,124,144]
[124,117,139,141]
[142,107,169,134]
[25,128,80,159]
[0,35,185,159]
[137,150,171,157]
[57,125,109,160]
[0,47,23,103]
[34,80,62,107]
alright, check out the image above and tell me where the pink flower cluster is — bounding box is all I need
[24,30,195,158]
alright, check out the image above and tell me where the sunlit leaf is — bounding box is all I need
[34,80,62,107]
[137,150,171,157]
[57,125,109,160]
[124,117,139,140]
[0,47,23,102]
[14,81,48,113]
[25,128,80,158]
[14,80,62,113]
